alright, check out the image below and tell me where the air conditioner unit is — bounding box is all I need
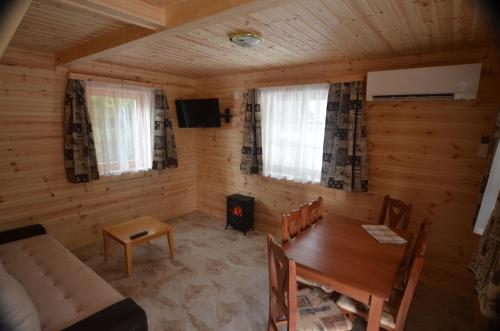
[366,63,482,101]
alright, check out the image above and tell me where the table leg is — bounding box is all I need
[167,230,174,257]
[103,231,109,260]
[367,295,384,331]
[125,243,132,277]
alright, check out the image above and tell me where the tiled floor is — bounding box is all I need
[74,212,269,330]
[73,211,496,331]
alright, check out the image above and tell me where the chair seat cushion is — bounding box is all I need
[297,275,334,293]
[336,295,396,329]
[336,295,360,313]
[296,288,353,331]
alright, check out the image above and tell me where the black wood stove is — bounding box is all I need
[226,194,255,235]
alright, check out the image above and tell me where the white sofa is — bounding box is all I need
[0,224,147,331]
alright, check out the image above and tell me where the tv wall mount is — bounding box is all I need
[220,108,233,123]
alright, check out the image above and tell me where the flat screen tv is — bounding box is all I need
[175,98,221,128]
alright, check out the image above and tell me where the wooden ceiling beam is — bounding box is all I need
[56,0,290,66]
[55,24,154,66]
[0,0,32,58]
[59,0,166,30]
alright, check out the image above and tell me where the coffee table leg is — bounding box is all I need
[125,243,132,277]
[103,231,109,260]
[167,230,174,257]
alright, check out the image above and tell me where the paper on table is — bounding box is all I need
[361,224,408,244]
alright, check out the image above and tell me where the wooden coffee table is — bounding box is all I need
[102,216,174,277]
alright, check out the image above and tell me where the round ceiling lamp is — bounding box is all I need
[228,32,263,48]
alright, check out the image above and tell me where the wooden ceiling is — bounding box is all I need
[9,0,127,53]
[4,0,495,78]
[98,0,492,77]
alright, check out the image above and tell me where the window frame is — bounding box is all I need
[85,81,155,177]
[259,83,329,184]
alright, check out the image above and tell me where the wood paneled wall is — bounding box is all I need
[1,46,498,298]
[191,48,500,296]
[0,51,198,249]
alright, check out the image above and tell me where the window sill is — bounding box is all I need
[260,175,346,200]
[102,170,154,181]
[85,170,158,191]
[263,173,321,185]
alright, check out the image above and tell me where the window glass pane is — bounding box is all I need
[86,81,154,176]
[259,83,329,183]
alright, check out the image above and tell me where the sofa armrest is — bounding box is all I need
[63,298,148,331]
[0,224,47,245]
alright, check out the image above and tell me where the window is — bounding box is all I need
[474,142,500,235]
[260,83,329,183]
[86,81,154,176]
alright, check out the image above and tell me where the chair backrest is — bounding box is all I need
[281,209,302,244]
[309,196,324,224]
[394,220,429,331]
[267,234,297,331]
[379,195,412,230]
[299,204,310,230]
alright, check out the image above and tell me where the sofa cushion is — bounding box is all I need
[0,235,123,331]
[0,261,41,331]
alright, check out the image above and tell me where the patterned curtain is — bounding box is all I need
[473,111,500,226]
[64,79,99,183]
[470,196,500,318]
[320,81,368,192]
[152,89,178,170]
[240,89,263,175]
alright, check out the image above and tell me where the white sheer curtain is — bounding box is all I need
[85,81,154,176]
[259,83,329,183]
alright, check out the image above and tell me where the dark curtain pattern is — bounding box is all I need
[152,89,178,170]
[473,111,500,225]
[64,79,99,183]
[240,89,263,175]
[320,81,368,192]
[470,196,500,319]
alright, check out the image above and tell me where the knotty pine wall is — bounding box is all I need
[0,50,198,249]
[191,48,500,296]
[1,46,498,298]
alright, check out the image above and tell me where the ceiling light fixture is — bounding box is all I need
[228,32,263,48]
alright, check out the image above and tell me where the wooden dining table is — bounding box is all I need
[283,213,411,331]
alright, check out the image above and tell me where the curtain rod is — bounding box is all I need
[69,72,166,90]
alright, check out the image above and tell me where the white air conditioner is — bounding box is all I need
[366,63,482,101]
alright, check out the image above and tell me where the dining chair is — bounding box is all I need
[281,209,302,244]
[379,195,413,230]
[281,208,335,292]
[267,234,352,331]
[335,220,429,331]
[299,203,310,231]
[301,196,323,229]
